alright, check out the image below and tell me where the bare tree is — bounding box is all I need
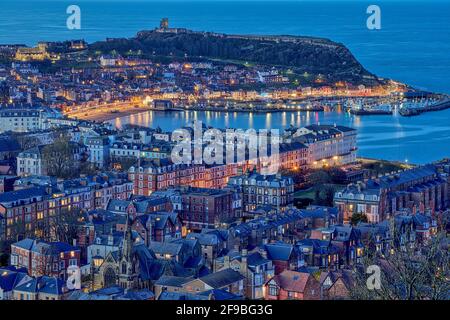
[32,246,57,277]
[11,133,41,150]
[42,135,79,179]
[48,207,84,244]
[350,229,449,300]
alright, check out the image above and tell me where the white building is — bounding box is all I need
[99,55,118,67]
[17,142,87,177]
[290,124,357,168]
[16,145,45,176]
[86,136,110,168]
[0,108,45,133]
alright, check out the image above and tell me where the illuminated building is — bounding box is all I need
[14,45,49,61]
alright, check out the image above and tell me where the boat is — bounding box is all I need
[350,108,392,115]
[399,107,421,116]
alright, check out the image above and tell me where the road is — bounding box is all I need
[64,101,151,121]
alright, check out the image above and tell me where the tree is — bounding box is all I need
[0,240,11,266]
[10,133,41,150]
[350,213,368,226]
[7,220,35,242]
[308,170,332,186]
[79,161,98,176]
[350,231,449,300]
[313,184,337,207]
[323,185,336,207]
[329,167,347,184]
[42,135,79,179]
[48,207,84,244]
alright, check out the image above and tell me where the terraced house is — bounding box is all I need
[286,124,357,168]
[228,170,294,212]
[10,238,80,279]
[0,174,132,240]
[334,165,449,223]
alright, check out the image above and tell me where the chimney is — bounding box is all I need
[108,234,114,246]
[241,249,248,270]
[224,255,230,268]
[260,247,268,259]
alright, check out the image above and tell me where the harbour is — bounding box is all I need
[110,106,450,165]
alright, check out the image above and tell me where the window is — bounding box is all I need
[254,274,264,286]
[269,285,278,296]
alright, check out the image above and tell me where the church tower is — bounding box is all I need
[118,214,140,289]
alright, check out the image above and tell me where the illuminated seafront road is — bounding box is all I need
[109,108,450,165]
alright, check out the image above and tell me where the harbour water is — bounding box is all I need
[112,108,450,165]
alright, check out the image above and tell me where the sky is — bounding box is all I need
[10,0,443,2]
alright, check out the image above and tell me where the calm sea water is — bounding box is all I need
[112,108,450,165]
[1,0,450,163]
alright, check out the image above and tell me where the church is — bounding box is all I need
[93,216,188,291]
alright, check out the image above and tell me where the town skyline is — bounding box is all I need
[0,1,449,305]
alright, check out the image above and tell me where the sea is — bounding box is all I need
[1,0,450,164]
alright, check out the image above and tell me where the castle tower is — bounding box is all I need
[160,18,169,30]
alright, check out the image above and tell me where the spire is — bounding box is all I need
[122,212,133,261]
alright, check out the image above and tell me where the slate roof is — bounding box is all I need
[186,232,221,246]
[149,241,183,256]
[158,291,209,300]
[116,289,155,300]
[246,252,271,268]
[202,229,229,242]
[0,187,48,205]
[107,196,169,214]
[264,242,295,261]
[155,275,191,288]
[198,289,243,300]
[377,165,438,189]
[232,208,308,237]
[12,238,79,255]
[11,238,35,251]
[199,268,244,289]
[132,243,161,281]
[0,268,31,292]
[68,287,121,300]
[298,238,341,255]
[14,276,65,295]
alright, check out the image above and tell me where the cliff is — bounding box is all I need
[89,29,383,86]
